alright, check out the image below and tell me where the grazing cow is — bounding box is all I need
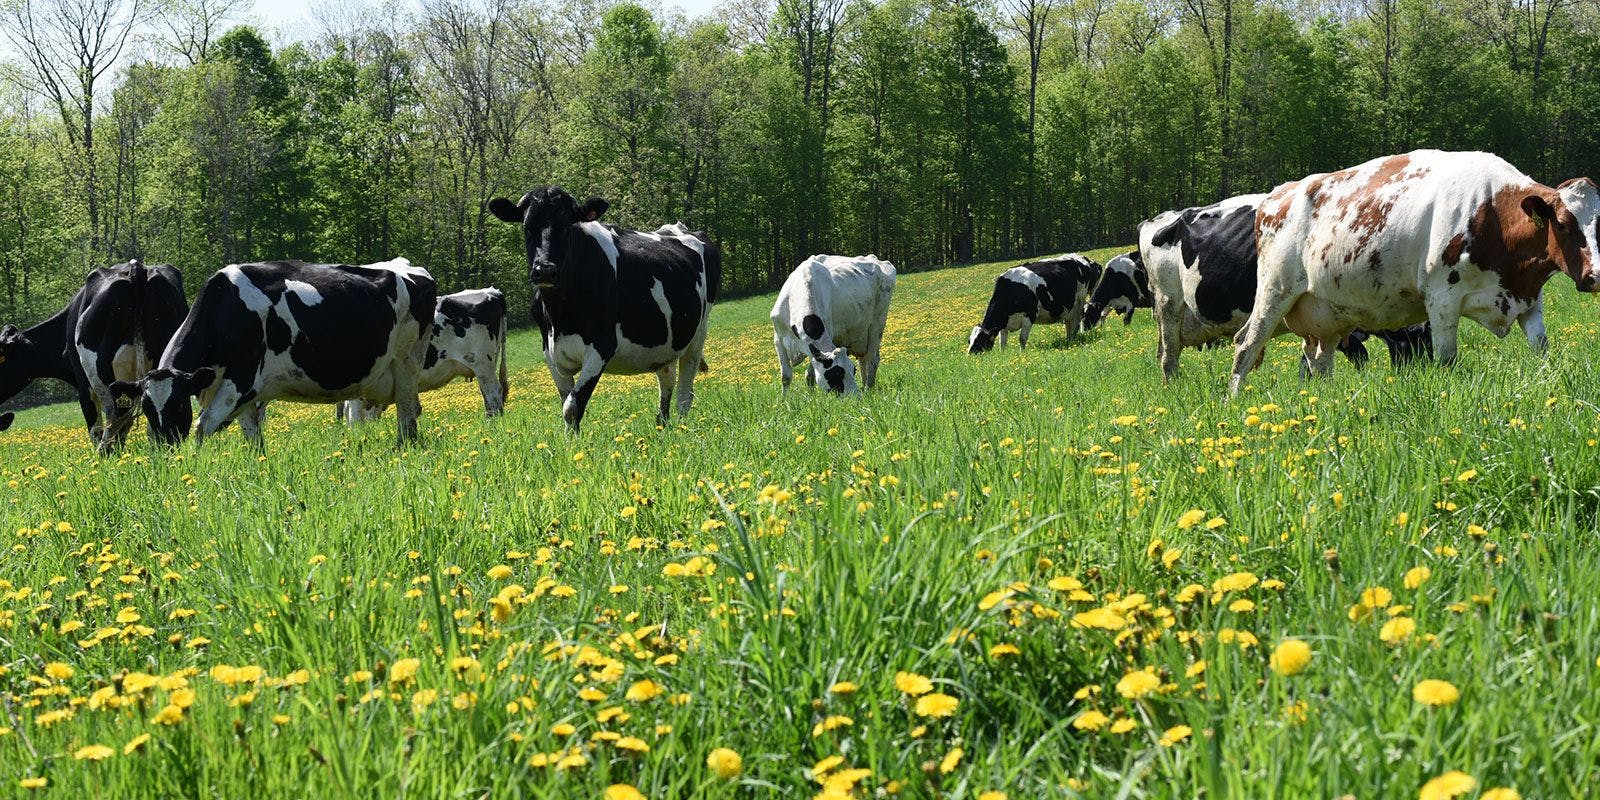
[1143,195,1385,380]
[1083,250,1151,328]
[771,254,896,393]
[1231,150,1600,393]
[110,259,436,448]
[0,411,12,431]
[968,254,1101,353]
[488,187,720,432]
[340,288,509,421]
[0,261,186,453]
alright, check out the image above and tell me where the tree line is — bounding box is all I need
[2,0,1598,325]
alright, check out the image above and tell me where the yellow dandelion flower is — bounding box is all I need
[1073,710,1110,731]
[1479,789,1520,800]
[1109,717,1137,733]
[894,671,932,696]
[123,733,151,754]
[988,643,1021,659]
[604,785,646,800]
[1270,639,1312,676]
[914,692,959,718]
[388,658,421,685]
[1115,669,1160,699]
[1418,771,1475,800]
[1404,566,1432,589]
[625,679,664,702]
[487,565,513,580]
[1176,509,1207,529]
[74,744,115,761]
[1413,679,1460,707]
[1380,617,1417,644]
[150,704,184,725]
[829,681,858,695]
[939,747,962,774]
[20,777,48,789]
[43,662,74,681]
[706,747,742,779]
[1159,724,1192,746]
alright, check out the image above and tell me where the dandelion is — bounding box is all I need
[74,744,115,761]
[894,671,933,696]
[1404,566,1432,589]
[388,658,421,685]
[1380,617,1417,644]
[43,662,74,681]
[939,747,962,774]
[20,776,48,789]
[123,733,151,754]
[1160,725,1192,746]
[1479,789,1520,800]
[914,693,959,718]
[151,704,184,725]
[487,565,513,580]
[988,643,1020,659]
[1418,771,1475,800]
[1115,669,1160,699]
[604,785,646,800]
[829,681,858,695]
[1176,509,1207,529]
[706,747,742,779]
[979,793,1008,800]
[1072,710,1110,731]
[625,679,664,702]
[1109,717,1137,733]
[1413,679,1460,707]
[1270,639,1312,676]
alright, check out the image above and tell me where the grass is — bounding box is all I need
[3,244,1600,799]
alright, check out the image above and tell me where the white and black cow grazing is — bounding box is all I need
[1231,150,1600,393]
[0,261,187,453]
[968,254,1101,354]
[771,254,896,393]
[111,259,436,448]
[340,288,509,421]
[1143,194,1392,381]
[488,187,720,432]
[1083,250,1151,329]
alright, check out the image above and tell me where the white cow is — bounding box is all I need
[772,254,896,393]
[341,288,509,421]
[1232,150,1600,394]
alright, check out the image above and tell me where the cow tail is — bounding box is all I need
[497,306,509,403]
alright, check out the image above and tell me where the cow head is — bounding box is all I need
[488,187,610,289]
[1550,178,1600,292]
[0,323,38,401]
[0,411,12,431]
[968,326,997,354]
[809,346,857,394]
[110,367,216,445]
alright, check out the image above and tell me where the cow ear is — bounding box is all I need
[579,197,609,222]
[487,197,524,224]
[1522,194,1557,225]
[108,380,142,408]
[184,368,217,395]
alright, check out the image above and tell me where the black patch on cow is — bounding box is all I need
[437,289,506,339]
[284,267,403,394]
[1166,204,1259,326]
[265,309,292,354]
[979,275,1039,332]
[424,343,441,370]
[823,365,847,392]
[802,313,826,340]
[1448,270,1460,285]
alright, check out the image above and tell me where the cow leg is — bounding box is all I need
[999,329,1009,350]
[392,359,422,447]
[655,364,677,425]
[1229,292,1300,396]
[476,362,505,417]
[1017,320,1032,349]
[1122,307,1135,325]
[1424,297,1463,367]
[675,322,708,417]
[1155,297,1183,381]
[563,350,607,433]
[547,357,574,403]
[775,336,793,390]
[237,401,268,448]
[861,324,884,389]
[74,387,102,449]
[1303,337,1338,378]
[1517,298,1548,355]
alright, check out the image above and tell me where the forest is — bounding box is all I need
[1,0,1597,323]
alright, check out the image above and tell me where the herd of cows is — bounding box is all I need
[0,149,1597,453]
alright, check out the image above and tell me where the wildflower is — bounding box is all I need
[74,744,115,761]
[151,704,184,725]
[1115,669,1160,699]
[828,681,858,695]
[552,723,576,736]
[625,679,664,702]
[1270,639,1312,676]
[43,662,74,681]
[1479,789,1520,800]
[123,733,151,754]
[914,693,959,718]
[812,715,853,736]
[388,658,421,685]
[1176,509,1207,529]
[1071,607,1126,630]
[894,671,933,696]
[939,747,962,774]
[1109,717,1137,733]
[604,785,646,800]
[1360,586,1393,608]
[1418,771,1475,800]
[988,643,1020,659]
[1380,617,1417,644]
[487,565,513,580]
[1213,572,1258,593]
[1413,679,1460,707]
[1404,566,1432,589]
[979,793,1008,800]
[1160,725,1192,746]
[706,747,742,779]
[1073,710,1110,731]
[21,777,48,789]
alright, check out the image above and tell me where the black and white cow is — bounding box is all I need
[0,261,187,453]
[488,187,720,432]
[111,259,436,448]
[340,288,509,421]
[1142,195,1427,380]
[968,254,1101,353]
[1083,250,1151,329]
[772,254,896,393]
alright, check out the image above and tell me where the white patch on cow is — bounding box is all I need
[223,264,272,313]
[1106,254,1138,278]
[144,376,175,422]
[1558,178,1600,286]
[367,257,430,282]
[284,280,324,307]
[580,222,620,270]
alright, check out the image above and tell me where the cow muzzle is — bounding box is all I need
[1579,272,1599,293]
[530,262,558,287]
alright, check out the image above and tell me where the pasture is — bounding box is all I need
[4,246,1600,799]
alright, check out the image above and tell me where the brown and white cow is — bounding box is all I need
[1230,150,1600,394]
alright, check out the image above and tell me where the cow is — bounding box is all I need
[109,259,436,448]
[0,412,12,431]
[771,254,896,393]
[1083,250,1151,329]
[488,187,720,432]
[340,288,509,421]
[0,261,187,453]
[1231,150,1600,393]
[1143,194,1395,380]
[968,254,1101,354]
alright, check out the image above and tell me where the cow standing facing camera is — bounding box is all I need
[968,254,1101,353]
[488,187,720,432]
[771,254,896,393]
